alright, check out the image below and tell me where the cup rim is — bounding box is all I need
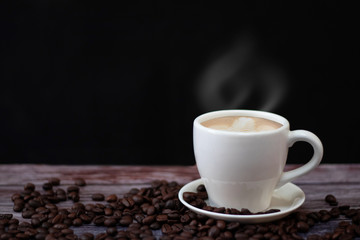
[194,109,290,135]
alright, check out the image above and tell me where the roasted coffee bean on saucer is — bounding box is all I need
[183,186,281,215]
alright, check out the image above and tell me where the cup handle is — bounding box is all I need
[276,130,323,188]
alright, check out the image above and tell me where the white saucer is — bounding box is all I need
[178,179,305,224]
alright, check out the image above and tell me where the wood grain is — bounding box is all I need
[1,164,360,239]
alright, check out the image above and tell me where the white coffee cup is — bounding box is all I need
[193,110,323,212]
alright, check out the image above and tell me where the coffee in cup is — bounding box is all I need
[201,116,282,132]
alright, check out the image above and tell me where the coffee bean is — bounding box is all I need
[47,178,60,186]
[104,217,117,227]
[325,194,338,206]
[80,233,94,240]
[179,214,190,224]
[24,228,37,238]
[94,232,107,240]
[320,214,332,222]
[263,209,281,214]
[22,209,35,218]
[216,220,226,230]
[68,192,80,202]
[119,215,133,226]
[168,211,180,220]
[67,185,79,193]
[132,194,144,204]
[146,205,156,215]
[156,214,168,223]
[297,221,310,232]
[171,223,183,233]
[183,192,197,202]
[24,183,36,191]
[11,193,22,203]
[42,182,53,191]
[121,197,135,208]
[106,227,117,236]
[239,208,252,215]
[339,234,354,240]
[142,215,156,225]
[196,184,206,192]
[8,223,18,231]
[34,232,47,240]
[61,228,73,235]
[36,207,49,215]
[208,225,220,238]
[133,213,144,224]
[72,202,85,211]
[91,193,105,201]
[55,188,65,195]
[16,232,30,239]
[68,212,78,220]
[92,215,105,226]
[74,178,86,186]
[80,214,92,224]
[330,207,341,218]
[164,199,176,210]
[31,218,41,228]
[52,214,64,224]
[102,207,112,216]
[105,194,117,202]
[72,218,83,226]
[53,223,68,230]
[28,199,42,208]
[196,192,208,200]
[162,193,175,201]
[226,221,240,231]
[161,224,173,234]
[1,233,13,239]
[0,214,13,220]
[339,205,350,212]
[149,221,161,230]
[345,209,358,218]
[92,206,105,215]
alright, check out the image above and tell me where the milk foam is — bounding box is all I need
[231,117,278,132]
[229,117,256,132]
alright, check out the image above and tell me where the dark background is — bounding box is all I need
[0,2,358,165]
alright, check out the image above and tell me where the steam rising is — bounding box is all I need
[196,36,287,112]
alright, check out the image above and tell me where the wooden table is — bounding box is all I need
[0,164,359,239]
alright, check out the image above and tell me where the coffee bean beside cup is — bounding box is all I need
[193,110,323,212]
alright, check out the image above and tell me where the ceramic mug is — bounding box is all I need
[193,110,323,212]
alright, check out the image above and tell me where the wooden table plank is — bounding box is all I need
[1,163,359,185]
[0,165,199,185]
[1,164,360,239]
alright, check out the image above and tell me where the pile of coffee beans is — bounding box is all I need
[1,179,360,240]
[183,184,280,215]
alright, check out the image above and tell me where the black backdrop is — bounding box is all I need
[0,2,358,165]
